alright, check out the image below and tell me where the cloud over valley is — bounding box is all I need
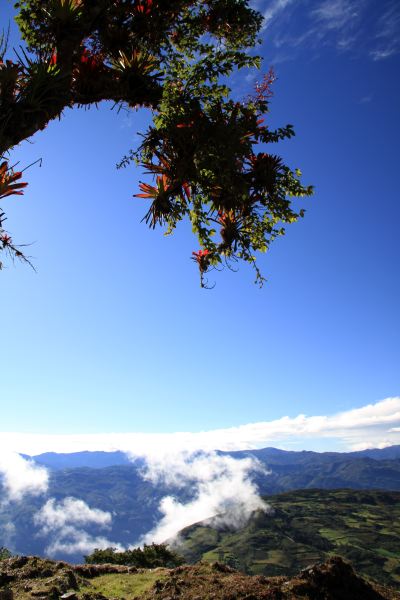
[1,397,400,560]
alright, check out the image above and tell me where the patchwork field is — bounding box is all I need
[177,489,400,588]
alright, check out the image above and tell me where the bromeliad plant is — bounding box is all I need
[1,0,313,284]
[129,68,313,286]
[0,161,32,269]
[0,161,27,199]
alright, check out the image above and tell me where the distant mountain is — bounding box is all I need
[29,451,134,470]
[176,489,400,588]
[27,445,400,470]
[223,444,400,464]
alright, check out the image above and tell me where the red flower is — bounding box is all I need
[0,233,12,246]
[192,249,211,273]
[134,0,153,15]
[0,162,28,200]
[134,174,170,199]
[181,182,191,201]
[79,47,104,70]
[192,249,210,259]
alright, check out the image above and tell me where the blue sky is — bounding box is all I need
[1,0,399,450]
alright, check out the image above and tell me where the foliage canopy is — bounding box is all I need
[84,543,184,568]
[0,0,313,284]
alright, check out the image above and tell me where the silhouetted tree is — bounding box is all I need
[1,0,313,283]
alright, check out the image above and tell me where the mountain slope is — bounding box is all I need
[176,489,400,588]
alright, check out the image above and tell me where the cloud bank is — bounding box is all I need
[1,397,399,456]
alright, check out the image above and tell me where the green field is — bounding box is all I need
[177,489,400,588]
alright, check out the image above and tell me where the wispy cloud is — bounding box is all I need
[370,2,400,60]
[261,0,297,30]
[34,497,123,556]
[310,0,363,31]
[359,94,372,103]
[255,0,400,61]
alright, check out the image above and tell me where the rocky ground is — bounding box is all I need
[0,555,399,600]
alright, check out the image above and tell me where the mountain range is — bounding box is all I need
[27,445,400,470]
[1,446,400,567]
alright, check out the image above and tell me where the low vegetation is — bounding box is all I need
[84,544,184,568]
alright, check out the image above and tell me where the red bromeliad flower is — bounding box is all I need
[135,174,170,199]
[218,210,241,252]
[176,121,194,128]
[181,182,191,201]
[134,0,153,15]
[50,50,57,66]
[0,162,28,200]
[192,248,210,259]
[79,47,104,70]
[0,233,13,247]
[135,175,178,228]
[138,159,192,204]
[135,181,158,199]
[192,249,211,273]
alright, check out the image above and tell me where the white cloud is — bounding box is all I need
[0,452,49,502]
[45,528,124,557]
[1,397,400,456]
[350,440,394,451]
[34,497,112,533]
[138,452,269,544]
[34,497,122,557]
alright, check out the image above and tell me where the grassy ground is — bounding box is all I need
[78,571,168,598]
[2,554,400,600]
